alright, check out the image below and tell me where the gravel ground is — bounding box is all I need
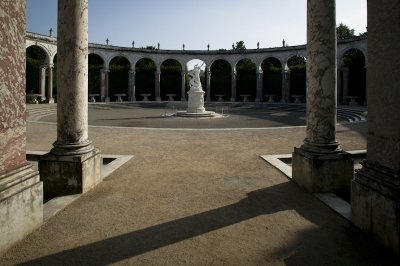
[0,107,397,265]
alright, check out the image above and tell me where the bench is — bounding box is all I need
[215,94,225,102]
[291,95,304,103]
[88,94,99,102]
[114,94,126,102]
[265,94,276,103]
[140,94,151,101]
[240,94,251,102]
[165,94,176,101]
[26,94,42,104]
[346,96,359,105]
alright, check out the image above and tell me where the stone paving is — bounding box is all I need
[1,103,396,265]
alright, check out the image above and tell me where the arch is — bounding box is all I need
[339,48,366,105]
[236,58,257,102]
[210,59,231,101]
[160,59,182,101]
[261,57,283,101]
[135,58,156,101]
[88,53,105,100]
[26,45,48,96]
[287,55,307,101]
[109,56,131,101]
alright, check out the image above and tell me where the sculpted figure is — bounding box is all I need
[189,63,204,91]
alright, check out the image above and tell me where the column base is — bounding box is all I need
[39,148,102,200]
[48,98,55,104]
[181,97,186,102]
[129,97,136,102]
[230,97,236,102]
[0,164,43,254]
[352,160,400,256]
[156,97,161,102]
[105,97,110,102]
[292,147,353,199]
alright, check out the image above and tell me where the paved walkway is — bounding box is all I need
[1,104,396,265]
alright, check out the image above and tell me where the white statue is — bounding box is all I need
[188,63,204,91]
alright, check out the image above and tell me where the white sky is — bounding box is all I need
[27,0,367,50]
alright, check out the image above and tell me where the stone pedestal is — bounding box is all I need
[352,161,400,255]
[292,148,353,198]
[0,165,43,254]
[39,149,102,200]
[187,90,206,113]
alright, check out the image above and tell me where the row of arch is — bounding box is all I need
[26,44,366,104]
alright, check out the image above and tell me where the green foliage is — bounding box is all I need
[136,58,156,72]
[210,60,231,74]
[236,59,256,73]
[343,49,365,67]
[110,56,130,71]
[337,23,355,40]
[161,59,181,73]
[262,58,282,73]
[233,41,246,50]
[287,56,306,72]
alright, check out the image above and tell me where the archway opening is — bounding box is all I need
[135,58,156,101]
[287,56,306,102]
[261,57,282,101]
[342,49,366,105]
[210,59,231,101]
[26,45,47,96]
[109,56,130,101]
[236,59,256,101]
[88,54,104,100]
[160,59,182,101]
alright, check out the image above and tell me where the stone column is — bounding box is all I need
[206,66,211,102]
[281,67,290,102]
[341,66,350,104]
[39,0,102,200]
[39,65,47,101]
[0,0,42,253]
[128,70,136,101]
[47,64,54,103]
[230,69,237,102]
[155,69,161,102]
[363,64,367,105]
[352,0,400,256]
[292,0,353,197]
[181,70,186,101]
[101,67,110,102]
[256,69,263,102]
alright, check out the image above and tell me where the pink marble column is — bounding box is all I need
[52,0,92,155]
[39,65,46,101]
[0,0,42,253]
[292,0,353,196]
[181,70,186,101]
[47,64,54,103]
[155,70,161,102]
[230,69,237,102]
[206,66,211,102]
[256,69,263,102]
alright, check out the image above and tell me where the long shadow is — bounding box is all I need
[19,182,395,265]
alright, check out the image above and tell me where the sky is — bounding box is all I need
[26,0,367,50]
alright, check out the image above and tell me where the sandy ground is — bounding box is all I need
[0,106,397,265]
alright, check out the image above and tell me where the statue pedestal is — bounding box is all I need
[187,90,205,113]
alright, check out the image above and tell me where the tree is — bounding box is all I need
[233,41,246,50]
[337,23,355,40]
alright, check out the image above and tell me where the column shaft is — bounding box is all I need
[256,70,263,102]
[53,0,91,154]
[128,70,136,101]
[302,0,339,152]
[281,69,290,102]
[47,64,54,103]
[230,70,236,102]
[206,67,211,102]
[39,66,46,101]
[155,71,161,102]
[181,71,186,101]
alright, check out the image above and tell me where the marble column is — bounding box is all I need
[352,0,400,256]
[128,70,136,101]
[39,0,102,200]
[181,70,186,101]
[101,67,110,102]
[155,69,161,102]
[206,66,211,102]
[0,0,42,253]
[341,66,350,104]
[363,64,367,105]
[256,69,263,102]
[47,64,54,103]
[292,0,353,197]
[281,67,290,102]
[39,65,46,101]
[230,69,237,102]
